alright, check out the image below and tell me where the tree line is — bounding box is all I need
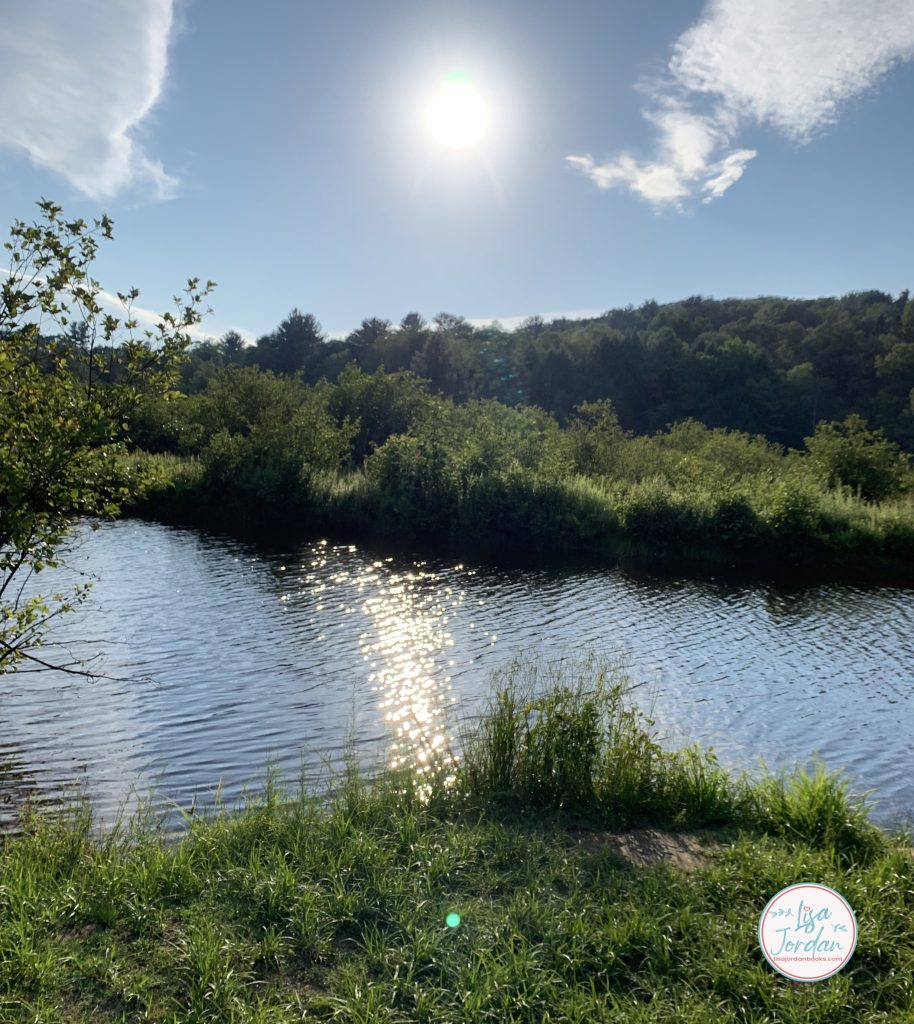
[169,291,914,451]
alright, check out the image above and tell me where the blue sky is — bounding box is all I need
[2,0,913,341]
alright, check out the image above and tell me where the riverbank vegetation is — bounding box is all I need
[2,663,911,1022]
[121,363,914,579]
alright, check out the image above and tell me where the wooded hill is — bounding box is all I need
[173,290,914,450]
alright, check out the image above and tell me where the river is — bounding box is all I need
[2,519,912,831]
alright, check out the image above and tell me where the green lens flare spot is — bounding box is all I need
[445,69,471,83]
[446,912,461,928]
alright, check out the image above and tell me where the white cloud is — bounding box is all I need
[645,106,718,176]
[701,148,757,202]
[567,152,693,205]
[568,0,914,208]
[671,0,914,139]
[0,0,178,200]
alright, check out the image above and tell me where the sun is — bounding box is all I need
[427,72,488,149]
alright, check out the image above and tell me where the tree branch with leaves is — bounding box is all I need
[0,198,214,675]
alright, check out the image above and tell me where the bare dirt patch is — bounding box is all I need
[565,828,717,871]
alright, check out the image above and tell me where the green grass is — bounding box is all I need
[3,662,911,1022]
[123,449,914,582]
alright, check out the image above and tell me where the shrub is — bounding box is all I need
[806,414,912,501]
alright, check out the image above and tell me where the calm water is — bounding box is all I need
[2,519,913,830]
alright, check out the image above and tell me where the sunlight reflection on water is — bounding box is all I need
[358,563,459,773]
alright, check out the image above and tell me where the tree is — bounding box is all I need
[219,329,246,364]
[328,363,433,464]
[517,315,545,339]
[249,309,323,376]
[432,312,474,339]
[410,333,461,396]
[564,399,627,475]
[365,312,427,372]
[346,317,390,354]
[902,296,914,341]
[400,312,426,332]
[0,199,213,675]
[805,414,910,502]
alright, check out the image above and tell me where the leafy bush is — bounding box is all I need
[806,414,912,501]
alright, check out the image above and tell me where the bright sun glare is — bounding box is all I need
[427,72,488,149]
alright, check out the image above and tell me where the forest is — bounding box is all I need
[170,291,914,449]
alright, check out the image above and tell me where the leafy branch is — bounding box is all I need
[0,199,215,675]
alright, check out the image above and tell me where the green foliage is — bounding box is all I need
[710,493,759,549]
[0,199,213,674]
[364,398,560,534]
[199,374,356,515]
[749,763,883,864]
[194,365,310,442]
[563,399,628,475]
[460,657,738,828]
[327,363,434,464]
[246,307,324,377]
[805,414,912,501]
[127,363,914,577]
[762,480,824,547]
[129,394,205,454]
[169,288,914,451]
[48,272,899,577]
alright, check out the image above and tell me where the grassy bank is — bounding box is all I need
[122,447,914,583]
[3,664,912,1022]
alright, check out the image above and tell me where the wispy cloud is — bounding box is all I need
[568,0,914,208]
[0,0,178,200]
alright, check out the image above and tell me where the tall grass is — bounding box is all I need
[748,762,882,863]
[125,446,914,580]
[458,657,738,827]
[455,658,884,856]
